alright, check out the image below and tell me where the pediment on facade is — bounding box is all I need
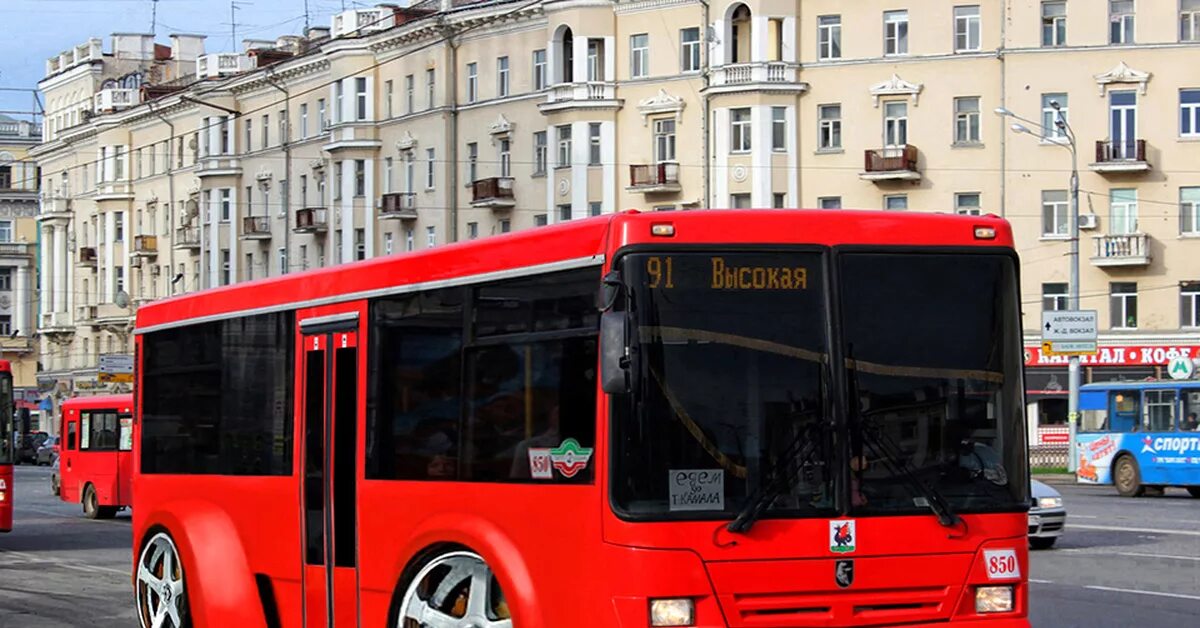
[869,74,923,107]
[489,114,514,136]
[1094,61,1151,95]
[396,131,417,152]
[638,88,686,125]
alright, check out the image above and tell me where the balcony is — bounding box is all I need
[707,62,806,95]
[1090,140,1150,173]
[242,216,272,240]
[627,163,682,194]
[174,226,201,250]
[470,177,515,209]
[93,88,138,114]
[132,235,158,257]
[860,145,921,182]
[39,312,74,335]
[0,242,33,257]
[39,193,72,218]
[196,156,242,178]
[1091,233,1151,267]
[197,53,247,79]
[380,192,418,220]
[538,82,622,113]
[77,247,97,266]
[76,305,97,322]
[294,207,329,233]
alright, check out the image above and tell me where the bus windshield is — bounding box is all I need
[611,250,1028,520]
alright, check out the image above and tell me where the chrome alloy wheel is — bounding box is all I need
[398,551,512,628]
[136,532,188,628]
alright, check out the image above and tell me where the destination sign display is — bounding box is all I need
[644,255,809,291]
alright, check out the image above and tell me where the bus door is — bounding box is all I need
[1142,388,1179,483]
[299,314,361,628]
[61,408,81,502]
[80,410,121,506]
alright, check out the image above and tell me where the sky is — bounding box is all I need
[0,0,368,119]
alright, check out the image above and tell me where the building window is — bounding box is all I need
[730,194,751,209]
[884,101,908,147]
[0,268,10,291]
[467,142,478,182]
[497,56,510,98]
[534,131,548,174]
[499,139,511,178]
[818,104,842,150]
[954,6,981,52]
[245,252,254,281]
[1110,188,1138,234]
[1110,0,1134,44]
[467,222,479,239]
[300,103,308,138]
[533,49,547,90]
[1184,0,1200,41]
[954,97,981,144]
[730,108,751,153]
[334,162,343,200]
[426,148,435,189]
[535,214,548,227]
[261,115,270,149]
[383,233,394,256]
[466,62,478,103]
[587,39,602,81]
[885,194,908,210]
[1042,190,1069,236]
[818,15,841,60]
[384,157,393,194]
[884,10,909,56]
[772,193,786,209]
[1043,283,1069,312]
[355,228,365,260]
[589,202,602,217]
[354,160,365,197]
[426,69,436,109]
[426,226,436,248]
[385,80,394,118]
[630,34,649,78]
[405,74,414,113]
[771,107,787,151]
[219,189,231,222]
[318,99,327,131]
[589,123,602,165]
[557,125,572,167]
[558,204,572,222]
[221,249,230,286]
[955,192,982,215]
[500,219,511,233]
[1183,282,1200,328]
[0,220,11,243]
[1181,89,1200,137]
[1042,93,1069,140]
[1110,282,1137,329]
[819,197,842,209]
[1042,1,1067,46]
[0,314,10,336]
[654,119,676,163]
[1181,187,1200,235]
[335,81,345,123]
[278,248,287,275]
[405,228,414,251]
[355,77,368,120]
[681,28,701,71]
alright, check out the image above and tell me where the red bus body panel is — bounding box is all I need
[133,211,1027,627]
[0,360,13,533]
[59,395,134,509]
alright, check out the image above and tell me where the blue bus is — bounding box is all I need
[1076,380,1200,497]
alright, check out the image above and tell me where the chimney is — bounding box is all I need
[169,34,207,62]
[111,33,155,61]
[305,26,332,41]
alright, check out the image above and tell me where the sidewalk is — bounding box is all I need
[1032,473,1076,485]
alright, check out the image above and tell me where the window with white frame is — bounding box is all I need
[1184,0,1200,41]
[558,204,572,222]
[1110,282,1137,329]
[385,80,394,118]
[884,10,909,56]
[1181,187,1200,235]
[0,267,11,290]
[355,228,365,261]
[533,50,547,90]
[631,34,649,79]
[467,222,479,239]
[335,81,344,123]
[654,119,676,163]
[219,190,231,222]
[589,123,602,165]
[1110,188,1138,234]
[1110,0,1134,44]
[819,197,842,209]
[885,194,908,210]
[818,104,841,150]
[497,56,510,98]
[771,107,787,151]
[557,125,572,167]
[221,249,230,286]
[955,192,982,215]
[405,74,414,113]
[499,139,511,178]
[1042,94,1069,140]
[500,219,511,233]
[730,193,751,209]
[1043,283,1069,312]
[384,157,393,194]
[426,226,436,248]
[354,160,365,196]
[818,15,841,60]
[534,131,548,174]
[318,99,327,130]
[1042,190,1069,236]
[1181,89,1200,137]
[954,97,981,144]
[730,108,751,152]
[466,62,478,103]
[425,148,435,189]
[681,28,701,72]
[356,77,368,120]
[404,154,414,193]
[405,228,414,251]
[279,248,288,275]
[954,6,981,52]
[467,143,478,182]
[0,220,11,243]
[1042,1,1067,46]
[300,103,308,138]
[1182,282,1200,328]
[588,40,602,81]
[426,69,436,109]
[261,114,270,149]
[384,233,394,256]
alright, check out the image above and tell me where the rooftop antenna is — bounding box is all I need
[150,0,159,35]
[304,0,310,32]
[226,1,252,51]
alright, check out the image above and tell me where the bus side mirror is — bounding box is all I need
[601,311,630,395]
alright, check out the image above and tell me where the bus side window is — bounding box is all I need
[67,421,77,450]
[1080,409,1108,432]
[1183,391,1200,431]
[1109,392,1139,432]
[1142,390,1176,433]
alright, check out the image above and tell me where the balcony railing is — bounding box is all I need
[174,226,201,249]
[628,163,682,193]
[93,88,138,114]
[132,235,157,256]
[242,216,272,240]
[76,305,97,321]
[470,177,515,209]
[1091,140,1149,173]
[709,63,803,91]
[77,246,97,265]
[380,192,418,220]
[197,53,247,78]
[861,145,921,181]
[539,82,620,112]
[1091,233,1151,267]
[294,207,329,233]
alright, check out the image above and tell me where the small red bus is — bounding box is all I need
[133,210,1031,628]
[0,360,14,532]
[59,394,135,519]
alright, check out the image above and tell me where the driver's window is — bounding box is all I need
[1110,391,1140,432]
[1143,390,1176,433]
[66,421,77,450]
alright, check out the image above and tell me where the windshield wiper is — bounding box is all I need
[727,419,828,534]
[856,419,963,529]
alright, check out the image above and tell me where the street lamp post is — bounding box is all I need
[997,104,1082,474]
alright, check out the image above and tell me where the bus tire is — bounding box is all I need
[393,548,512,628]
[135,528,192,628]
[1187,487,1200,498]
[82,484,100,519]
[1113,455,1144,497]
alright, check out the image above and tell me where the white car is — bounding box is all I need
[1028,479,1066,550]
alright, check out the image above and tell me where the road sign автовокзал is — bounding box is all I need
[1041,310,1097,355]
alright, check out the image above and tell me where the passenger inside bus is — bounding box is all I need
[1184,412,1199,431]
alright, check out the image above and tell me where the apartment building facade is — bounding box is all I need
[33,1,1200,431]
[0,115,40,409]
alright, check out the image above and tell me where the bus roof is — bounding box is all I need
[61,394,134,410]
[1081,380,1200,391]
[135,209,1013,332]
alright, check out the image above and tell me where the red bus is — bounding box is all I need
[132,210,1031,628]
[59,394,135,519]
[0,360,13,533]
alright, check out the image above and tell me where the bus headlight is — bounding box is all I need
[1038,496,1062,509]
[649,598,694,626]
[975,586,1014,613]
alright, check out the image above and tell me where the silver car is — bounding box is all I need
[1029,479,1066,549]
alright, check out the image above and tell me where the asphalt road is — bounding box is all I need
[1,467,1197,627]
